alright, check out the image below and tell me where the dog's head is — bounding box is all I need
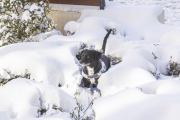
[78,49,101,66]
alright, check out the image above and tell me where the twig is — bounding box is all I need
[152,52,158,59]
[83,100,94,114]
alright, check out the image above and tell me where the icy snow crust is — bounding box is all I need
[1,1,180,120]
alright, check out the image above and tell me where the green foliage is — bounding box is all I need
[0,0,56,46]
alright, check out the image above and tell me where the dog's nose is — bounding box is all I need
[79,60,83,64]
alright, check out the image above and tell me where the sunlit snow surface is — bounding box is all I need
[112,0,180,26]
[1,1,180,120]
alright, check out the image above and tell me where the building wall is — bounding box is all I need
[47,11,81,35]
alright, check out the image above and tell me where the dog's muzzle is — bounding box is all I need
[79,62,90,66]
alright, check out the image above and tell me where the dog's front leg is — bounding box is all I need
[81,77,91,88]
[90,78,99,88]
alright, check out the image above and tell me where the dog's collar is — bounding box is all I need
[81,60,106,79]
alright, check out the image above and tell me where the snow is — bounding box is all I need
[11,13,18,19]
[45,30,62,37]
[32,33,48,42]
[29,3,39,12]
[0,68,11,79]
[0,26,8,33]
[160,27,180,46]
[0,15,8,20]
[22,3,45,22]
[21,10,31,21]
[156,80,180,94]
[77,4,177,42]
[1,1,180,120]
[64,21,81,36]
[93,88,180,120]
[5,32,12,39]
[0,111,11,120]
[0,78,76,120]
[138,79,180,95]
[111,0,180,26]
[0,40,79,86]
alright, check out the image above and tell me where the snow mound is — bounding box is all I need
[0,111,12,120]
[65,17,124,41]
[110,0,180,26]
[139,79,180,95]
[32,30,62,42]
[156,80,180,94]
[64,21,80,36]
[160,27,180,46]
[93,88,180,120]
[66,3,178,42]
[1,1,180,120]
[0,78,76,120]
[0,40,79,86]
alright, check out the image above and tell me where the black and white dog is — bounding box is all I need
[77,29,112,88]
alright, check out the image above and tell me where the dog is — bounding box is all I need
[77,29,112,88]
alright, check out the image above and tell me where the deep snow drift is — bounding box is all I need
[1,1,180,120]
[111,0,180,26]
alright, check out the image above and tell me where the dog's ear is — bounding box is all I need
[93,51,101,61]
[76,54,81,60]
[76,50,84,60]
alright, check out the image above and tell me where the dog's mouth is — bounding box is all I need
[79,63,90,66]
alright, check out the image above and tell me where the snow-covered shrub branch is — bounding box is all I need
[35,91,95,120]
[0,0,56,46]
[167,57,180,77]
[150,69,160,79]
[70,91,95,120]
[37,104,65,117]
[0,69,30,86]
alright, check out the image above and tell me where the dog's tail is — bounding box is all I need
[101,29,112,54]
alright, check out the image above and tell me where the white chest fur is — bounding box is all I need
[81,60,106,81]
[86,66,96,84]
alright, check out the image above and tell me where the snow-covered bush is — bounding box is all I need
[150,69,160,79]
[107,55,122,65]
[70,92,95,120]
[167,57,180,77]
[0,69,30,86]
[0,0,56,46]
